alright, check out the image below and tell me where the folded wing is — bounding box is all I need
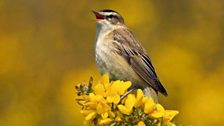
[112,28,167,96]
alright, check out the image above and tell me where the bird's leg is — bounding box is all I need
[120,88,136,100]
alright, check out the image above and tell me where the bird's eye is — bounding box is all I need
[107,15,113,20]
[106,15,120,24]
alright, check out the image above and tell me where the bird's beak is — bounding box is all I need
[92,10,105,20]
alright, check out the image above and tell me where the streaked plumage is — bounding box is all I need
[93,9,167,102]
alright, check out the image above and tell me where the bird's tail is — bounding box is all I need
[156,80,168,96]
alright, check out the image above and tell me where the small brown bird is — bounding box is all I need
[93,9,167,102]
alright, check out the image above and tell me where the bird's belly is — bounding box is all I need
[95,44,145,87]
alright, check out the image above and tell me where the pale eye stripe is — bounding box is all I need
[106,13,118,17]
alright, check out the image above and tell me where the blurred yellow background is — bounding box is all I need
[0,0,223,125]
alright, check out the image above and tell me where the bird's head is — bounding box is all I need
[93,9,125,27]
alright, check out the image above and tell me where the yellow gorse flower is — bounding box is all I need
[134,89,144,108]
[118,94,135,115]
[76,74,179,125]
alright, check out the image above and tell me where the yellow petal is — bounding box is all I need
[94,83,105,95]
[108,111,115,118]
[98,118,112,125]
[115,116,121,122]
[86,102,97,109]
[101,112,109,119]
[156,104,165,111]
[95,95,104,101]
[106,95,120,105]
[137,121,146,126]
[113,95,121,104]
[80,110,95,115]
[149,104,165,119]
[96,103,110,114]
[106,96,113,103]
[118,105,131,115]
[150,111,164,119]
[87,93,105,109]
[108,80,132,96]
[125,94,135,109]
[118,94,135,115]
[96,103,103,114]
[88,93,96,101]
[99,74,110,89]
[77,100,87,106]
[118,81,132,95]
[144,97,155,114]
[163,110,179,122]
[85,111,97,121]
[134,89,144,108]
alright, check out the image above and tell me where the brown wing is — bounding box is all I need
[112,28,167,96]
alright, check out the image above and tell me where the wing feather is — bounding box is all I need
[113,28,168,96]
